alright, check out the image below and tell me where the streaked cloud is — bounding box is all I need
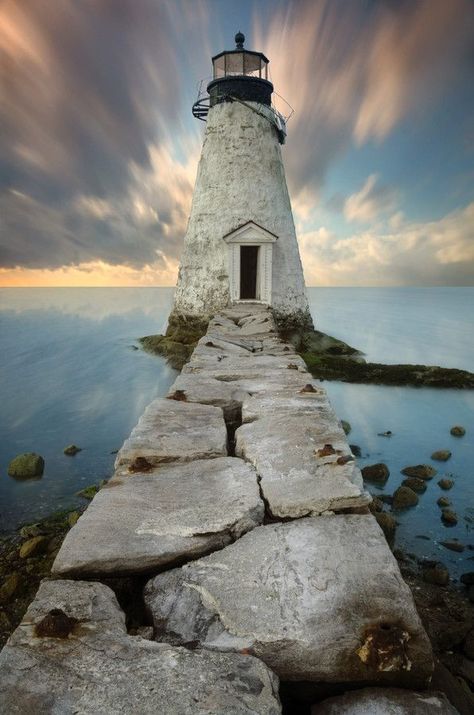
[255,0,474,197]
[344,174,398,224]
[0,0,473,286]
[300,201,474,286]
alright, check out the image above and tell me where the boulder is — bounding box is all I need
[361,463,390,485]
[115,398,227,470]
[401,478,427,494]
[431,450,452,462]
[235,414,370,518]
[311,687,458,714]
[145,515,432,686]
[422,564,450,586]
[438,479,454,490]
[63,445,81,456]
[7,452,44,478]
[437,497,451,508]
[401,465,437,480]
[374,512,397,544]
[460,572,474,586]
[392,487,419,509]
[450,425,466,437]
[19,535,47,559]
[0,579,281,714]
[441,509,458,526]
[0,573,21,605]
[53,458,263,577]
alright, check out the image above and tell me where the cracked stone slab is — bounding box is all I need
[235,413,370,517]
[145,515,432,686]
[168,374,249,420]
[0,579,281,715]
[114,398,227,470]
[183,354,308,378]
[242,386,331,423]
[52,458,264,577]
[311,687,459,714]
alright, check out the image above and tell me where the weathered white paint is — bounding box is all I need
[224,221,277,304]
[173,100,312,325]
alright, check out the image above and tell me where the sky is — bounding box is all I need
[1,0,473,287]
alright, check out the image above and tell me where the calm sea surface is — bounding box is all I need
[1,287,473,578]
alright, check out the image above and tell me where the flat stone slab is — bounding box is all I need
[52,458,264,577]
[242,386,330,423]
[0,579,281,714]
[115,398,227,470]
[311,687,458,714]
[145,515,432,686]
[235,413,369,517]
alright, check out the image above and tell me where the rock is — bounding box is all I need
[115,398,227,470]
[422,563,450,586]
[53,458,263,577]
[235,414,370,518]
[361,463,390,485]
[350,444,362,457]
[401,465,437,479]
[19,523,45,539]
[0,573,21,604]
[451,425,466,437]
[63,444,81,456]
[437,497,451,507]
[377,430,393,437]
[438,478,454,490]
[374,512,397,544]
[401,478,427,494]
[340,420,351,435]
[469,586,474,603]
[369,496,384,513]
[76,483,102,500]
[441,509,458,526]
[380,494,393,505]
[145,515,432,686]
[19,535,47,559]
[460,572,474,586]
[392,486,419,509]
[464,629,474,660]
[7,452,44,478]
[440,541,464,553]
[67,511,80,527]
[311,687,458,714]
[431,450,452,462]
[0,579,280,714]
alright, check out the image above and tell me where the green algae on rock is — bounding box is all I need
[7,453,44,479]
[139,314,208,370]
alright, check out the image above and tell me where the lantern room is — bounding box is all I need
[207,32,273,107]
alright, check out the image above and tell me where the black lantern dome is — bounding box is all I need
[207,32,273,108]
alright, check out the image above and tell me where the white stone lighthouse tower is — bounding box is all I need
[172,32,312,329]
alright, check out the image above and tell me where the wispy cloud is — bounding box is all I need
[300,201,474,286]
[344,174,398,224]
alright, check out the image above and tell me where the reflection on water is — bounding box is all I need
[0,287,473,580]
[0,288,176,532]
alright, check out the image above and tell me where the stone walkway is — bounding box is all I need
[0,304,457,713]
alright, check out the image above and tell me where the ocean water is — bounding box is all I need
[1,287,473,579]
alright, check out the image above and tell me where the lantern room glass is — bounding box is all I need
[212,52,268,80]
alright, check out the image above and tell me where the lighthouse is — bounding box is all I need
[172,32,312,330]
